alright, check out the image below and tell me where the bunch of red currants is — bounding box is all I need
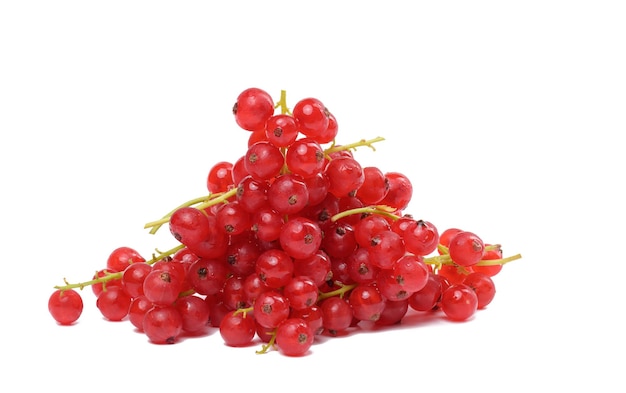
[48,88,521,356]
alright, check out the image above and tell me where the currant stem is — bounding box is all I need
[144,188,238,234]
[423,252,522,268]
[324,136,385,155]
[256,329,277,354]
[53,244,185,291]
[330,205,399,222]
[317,282,358,301]
[274,90,291,115]
[233,306,254,317]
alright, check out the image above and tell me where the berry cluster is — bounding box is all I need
[48,88,521,356]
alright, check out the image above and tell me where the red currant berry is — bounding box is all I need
[276,318,314,357]
[175,295,211,333]
[219,310,256,347]
[121,262,152,298]
[128,295,152,330]
[107,246,145,273]
[348,284,385,322]
[325,156,365,198]
[463,272,496,309]
[143,305,184,344]
[253,290,290,329]
[279,216,322,260]
[207,161,234,193]
[283,276,318,310]
[378,172,413,211]
[448,231,485,267]
[244,141,284,181]
[169,207,210,246]
[48,289,83,325]
[255,249,294,289]
[96,286,132,321]
[265,114,299,147]
[356,166,389,205]
[403,219,439,256]
[292,97,330,139]
[233,87,274,132]
[320,296,353,335]
[440,284,478,321]
[285,138,325,178]
[267,173,309,215]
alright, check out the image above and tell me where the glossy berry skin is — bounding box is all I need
[219,310,256,347]
[276,318,314,357]
[128,295,152,330]
[348,285,385,322]
[408,272,444,312]
[253,290,290,329]
[391,254,430,293]
[285,138,325,178]
[376,299,409,326]
[48,289,83,325]
[279,216,322,260]
[255,249,294,289]
[215,201,251,235]
[143,270,184,306]
[320,297,353,335]
[96,286,132,321]
[107,247,145,273]
[143,305,184,344]
[356,166,389,205]
[448,231,485,267]
[207,161,234,193]
[169,207,210,246]
[175,295,211,333]
[283,276,318,310]
[463,272,496,309]
[292,97,329,139]
[233,87,274,132]
[267,173,309,216]
[265,114,299,147]
[290,305,324,335]
[325,156,365,198]
[121,262,152,298]
[244,141,284,181]
[403,220,439,256]
[186,258,230,296]
[440,284,479,322]
[378,172,413,211]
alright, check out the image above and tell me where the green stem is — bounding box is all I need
[256,329,277,354]
[324,136,385,155]
[274,90,291,115]
[194,188,238,212]
[318,282,358,301]
[331,205,399,222]
[53,244,185,291]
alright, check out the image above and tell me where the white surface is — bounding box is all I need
[1,1,624,392]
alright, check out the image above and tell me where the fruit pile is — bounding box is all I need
[48,88,521,356]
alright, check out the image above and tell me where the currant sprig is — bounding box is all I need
[49,87,523,357]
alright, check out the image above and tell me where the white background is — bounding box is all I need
[1,1,624,391]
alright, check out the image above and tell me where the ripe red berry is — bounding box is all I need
[440,284,479,321]
[48,289,83,325]
[233,87,274,132]
[276,318,314,356]
[207,161,234,193]
[448,231,485,267]
[143,305,184,344]
[292,97,330,139]
[107,246,145,273]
